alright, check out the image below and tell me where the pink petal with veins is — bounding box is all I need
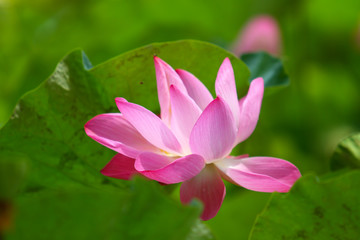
[116,98,182,155]
[236,77,264,144]
[190,97,236,163]
[169,85,202,152]
[135,152,205,184]
[215,58,240,128]
[100,153,138,180]
[216,156,301,192]
[154,56,188,125]
[180,165,226,221]
[176,69,213,110]
[84,113,159,158]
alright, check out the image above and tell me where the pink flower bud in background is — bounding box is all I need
[232,15,282,56]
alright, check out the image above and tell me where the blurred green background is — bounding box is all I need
[1,0,360,239]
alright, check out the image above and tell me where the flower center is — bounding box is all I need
[160,149,179,158]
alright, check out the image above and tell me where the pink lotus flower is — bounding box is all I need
[85,57,301,220]
[232,15,282,56]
